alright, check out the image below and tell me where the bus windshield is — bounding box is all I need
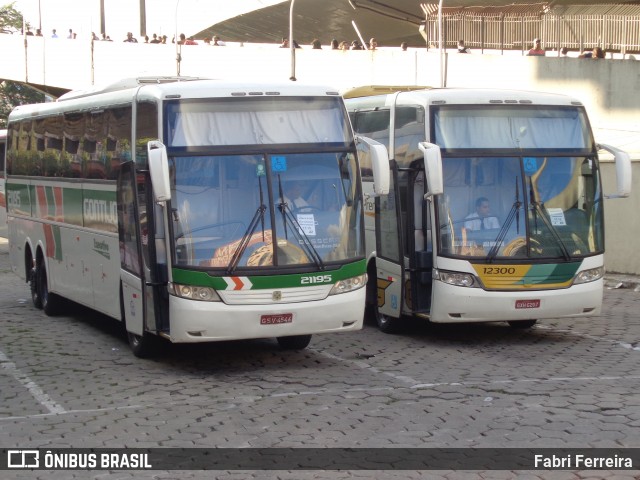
[171,151,361,270]
[436,155,603,260]
[433,105,602,261]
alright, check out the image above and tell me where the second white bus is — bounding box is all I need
[345,87,631,332]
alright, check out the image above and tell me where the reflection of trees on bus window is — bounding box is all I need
[5,105,155,181]
[135,101,159,168]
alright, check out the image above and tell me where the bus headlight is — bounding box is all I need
[574,266,604,285]
[329,274,367,295]
[169,282,221,302]
[435,269,477,288]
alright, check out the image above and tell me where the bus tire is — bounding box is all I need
[36,260,63,316]
[120,284,163,358]
[127,330,162,358]
[30,265,43,309]
[508,319,537,329]
[375,309,402,334]
[277,334,312,350]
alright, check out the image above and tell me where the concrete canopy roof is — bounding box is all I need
[195,0,640,47]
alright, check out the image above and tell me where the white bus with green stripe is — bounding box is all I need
[5,77,389,357]
[345,87,631,332]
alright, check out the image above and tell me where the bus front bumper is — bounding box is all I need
[427,278,603,323]
[166,288,365,343]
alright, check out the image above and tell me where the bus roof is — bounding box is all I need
[8,78,343,123]
[345,87,585,108]
[341,85,431,99]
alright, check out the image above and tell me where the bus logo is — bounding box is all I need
[272,291,282,301]
[7,450,40,468]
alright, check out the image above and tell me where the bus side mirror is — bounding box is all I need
[147,140,171,202]
[356,135,390,195]
[598,143,632,198]
[419,142,444,197]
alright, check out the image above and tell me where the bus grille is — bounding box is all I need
[218,285,332,305]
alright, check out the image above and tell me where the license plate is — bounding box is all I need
[260,313,293,325]
[515,299,540,309]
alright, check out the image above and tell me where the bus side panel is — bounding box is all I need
[362,181,377,259]
[8,209,121,321]
[48,227,120,320]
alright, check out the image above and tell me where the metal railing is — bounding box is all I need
[424,13,640,54]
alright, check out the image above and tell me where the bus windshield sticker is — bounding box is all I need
[547,208,567,226]
[272,156,287,172]
[256,163,266,177]
[296,213,316,236]
[523,157,539,175]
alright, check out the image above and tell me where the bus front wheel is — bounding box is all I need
[127,331,163,358]
[277,334,312,350]
[375,306,402,334]
[508,320,537,329]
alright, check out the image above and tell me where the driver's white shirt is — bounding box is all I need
[464,213,499,231]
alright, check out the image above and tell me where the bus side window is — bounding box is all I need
[353,109,390,181]
[394,105,425,168]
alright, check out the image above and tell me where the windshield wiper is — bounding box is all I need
[227,178,267,274]
[279,203,325,270]
[529,181,572,261]
[488,177,522,262]
[276,175,324,269]
[338,154,353,206]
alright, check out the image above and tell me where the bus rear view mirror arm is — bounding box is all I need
[598,143,632,199]
[356,135,390,195]
[148,140,172,202]
[418,141,444,198]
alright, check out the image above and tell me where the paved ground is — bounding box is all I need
[0,237,639,479]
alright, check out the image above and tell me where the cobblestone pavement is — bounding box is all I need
[1,239,639,480]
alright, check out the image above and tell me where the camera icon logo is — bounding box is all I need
[7,450,40,468]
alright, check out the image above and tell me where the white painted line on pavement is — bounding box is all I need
[309,347,640,392]
[310,348,421,386]
[0,349,66,415]
[0,404,145,422]
[410,374,640,390]
[537,324,640,352]
[4,373,640,421]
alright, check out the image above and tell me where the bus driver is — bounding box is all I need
[464,196,500,231]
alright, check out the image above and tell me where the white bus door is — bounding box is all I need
[117,162,168,350]
[373,163,404,329]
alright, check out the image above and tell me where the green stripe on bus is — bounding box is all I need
[6,181,116,231]
[65,188,84,226]
[52,225,63,261]
[524,262,581,284]
[5,183,32,216]
[172,259,367,290]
